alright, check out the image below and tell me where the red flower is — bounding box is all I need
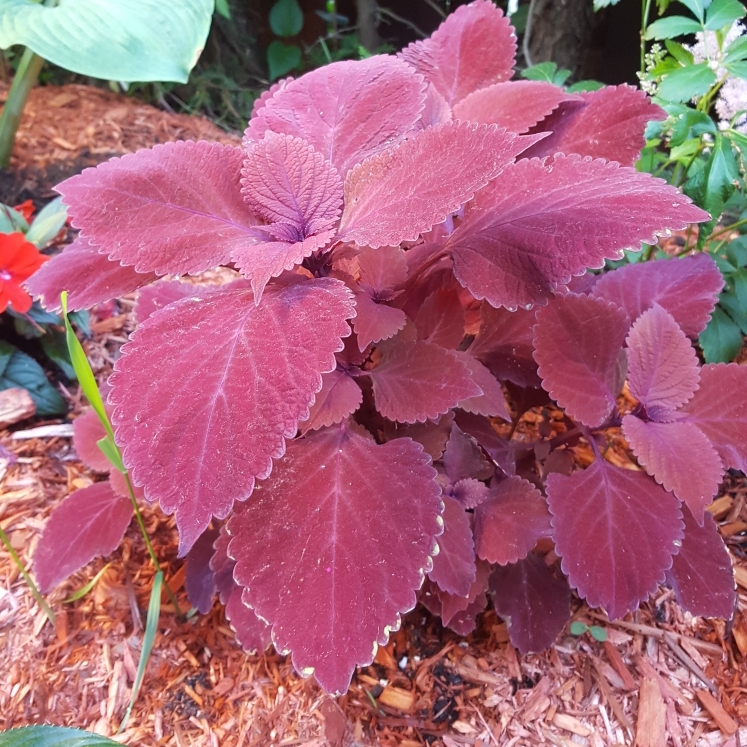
[0,232,48,313]
[12,199,35,222]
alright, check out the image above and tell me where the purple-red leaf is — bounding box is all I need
[368,339,481,423]
[415,289,465,349]
[455,411,517,478]
[665,511,735,620]
[439,559,491,629]
[455,352,511,420]
[358,245,408,293]
[489,554,571,653]
[185,527,220,614]
[429,495,476,597]
[244,56,426,177]
[534,294,629,427]
[34,481,133,593]
[383,412,455,461]
[418,83,452,128]
[109,278,355,555]
[453,81,580,133]
[300,369,362,433]
[447,155,708,309]
[452,478,490,509]
[622,416,723,523]
[339,122,531,248]
[547,459,684,619]
[443,423,492,483]
[135,280,209,325]
[26,238,157,313]
[228,423,442,695]
[399,0,516,106]
[57,141,264,276]
[352,291,408,351]
[626,304,700,416]
[474,476,552,565]
[592,254,723,338]
[73,408,110,473]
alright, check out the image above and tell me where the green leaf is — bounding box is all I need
[0,341,66,415]
[594,0,622,8]
[720,291,747,332]
[269,0,303,37]
[0,203,29,234]
[69,310,91,337]
[25,197,67,249]
[63,562,113,603]
[97,435,126,473]
[0,725,122,747]
[645,15,704,39]
[705,0,745,29]
[699,305,744,361]
[725,34,747,61]
[566,79,605,93]
[665,39,695,65]
[658,63,718,102]
[0,0,213,83]
[589,625,608,642]
[214,0,230,19]
[677,0,708,22]
[520,61,571,86]
[725,236,747,266]
[267,40,301,80]
[669,108,717,146]
[725,60,747,79]
[40,328,75,379]
[733,266,747,308]
[570,621,590,635]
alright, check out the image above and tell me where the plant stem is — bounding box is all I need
[0,525,55,625]
[640,0,652,76]
[0,47,45,169]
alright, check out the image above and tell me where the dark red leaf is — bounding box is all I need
[338,122,532,248]
[443,591,488,636]
[109,278,355,555]
[135,280,209,325]
[443,423,492,483]
[228,423,442,694]
[358,245,408,293]
[415,289,465,349]
[534,294,629,427]
[592,254,723,338]
[367,338,481,423]
[547,459,684,619]
[244,56,426,177]
[489,554,571,653]
[429,495,476,597]
[452,478,490,509]
[352,291,408,351]
[185,527,220,614]
[622,416,723,522]
[474,476,552,565]
[300,369,362,433]
[439,559,491,630]
[447,155,708,309]
[399,0,516,106]
[454,411,516,477]
[455,352,511,420]
[665,511,735,620]
[34,481,133,593]
[26,238,157,313]
[57,142,264,276]
[73,408,110,473]
[383,412,455,461]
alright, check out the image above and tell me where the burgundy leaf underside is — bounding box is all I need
[455,352,511,421]
[439,559,491,633]
[415,288,465,349]
[384,412,455,461]
[547,459,684,619]
[442,423,492,484]
[300,368,362,433]
[73,407,110,473]
[429,495,476,597]
[34,481,133,593]
[109,278,355,555]
[447,155,708,310]
[184,527,220,614]
[228,423,442,694]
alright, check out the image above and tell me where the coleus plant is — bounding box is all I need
[26,0,746,696]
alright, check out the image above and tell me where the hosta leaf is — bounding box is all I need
[626,304,700,415]
[622,416,723,521]
[135,280,206,325]
[447,155,707,309]
[109,278,355,554]
[358,245,408,293]
[26,238,157,313]
[57,142,263,276]
[339,122,532,248]
[665,511,735,619]
[453,81,580,133]
[592,254,723,337]
[300,368,362,433]
[245,56,427,177]
[429,495,476,597]
[452,478,490,509]
[228,423,442,694]
[443,423,492,484]
[415,289,465,349]
[398,0,516,106]
[0,725,124,747]
[489,554,571,653]
[455,352,511,420]
[367,338,481,423]
[474,476,552,565]
[547,459,684,619]
[34,481,133,593]
[184,527,220,614]
[533,294,629,427]
[679,363,747,472]
[73,408,110,473]
[351,291,408,351]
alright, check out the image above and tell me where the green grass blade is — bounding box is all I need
[62,562,112,604]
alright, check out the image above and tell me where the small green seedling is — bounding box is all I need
[570,621,608,642]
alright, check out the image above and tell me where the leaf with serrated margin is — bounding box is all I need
[367,339,481,423]
[352,291,408,352]
[444,592,488,635]
[415,289,465,349]
[382,412,455,461]
[135,280,208,325]
[398,0,516,107]
[228,423,442,694]
[358,245,408,293]
[34,481,133,593]
[56,142,264,276]
[592,254,723,337]
[250,77,293,118]
[418,83,452,129]
[447,155,708,310]
[73,408,110,473]
[26,238,157,313]
[300,369,362,433]
[452,478,490,509]
[665,511,735,620]
[524,85,666,167]
[109,278,355,555]
[622,416,723,523]
[489,554,571,653]
[455,352,511,420]
[475,476,552,565]
[534,294,629,427]
[244,56,426,177]
[443,423,492,483]
[454,411,517,477]
[439,558,492,628]
[339,122,533,248]
[454,81,581,133]
[547,459,684,619]
[429,495,476,597]
[679,363,747,473]
[185,527,220,614]
[626,305,700,417]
